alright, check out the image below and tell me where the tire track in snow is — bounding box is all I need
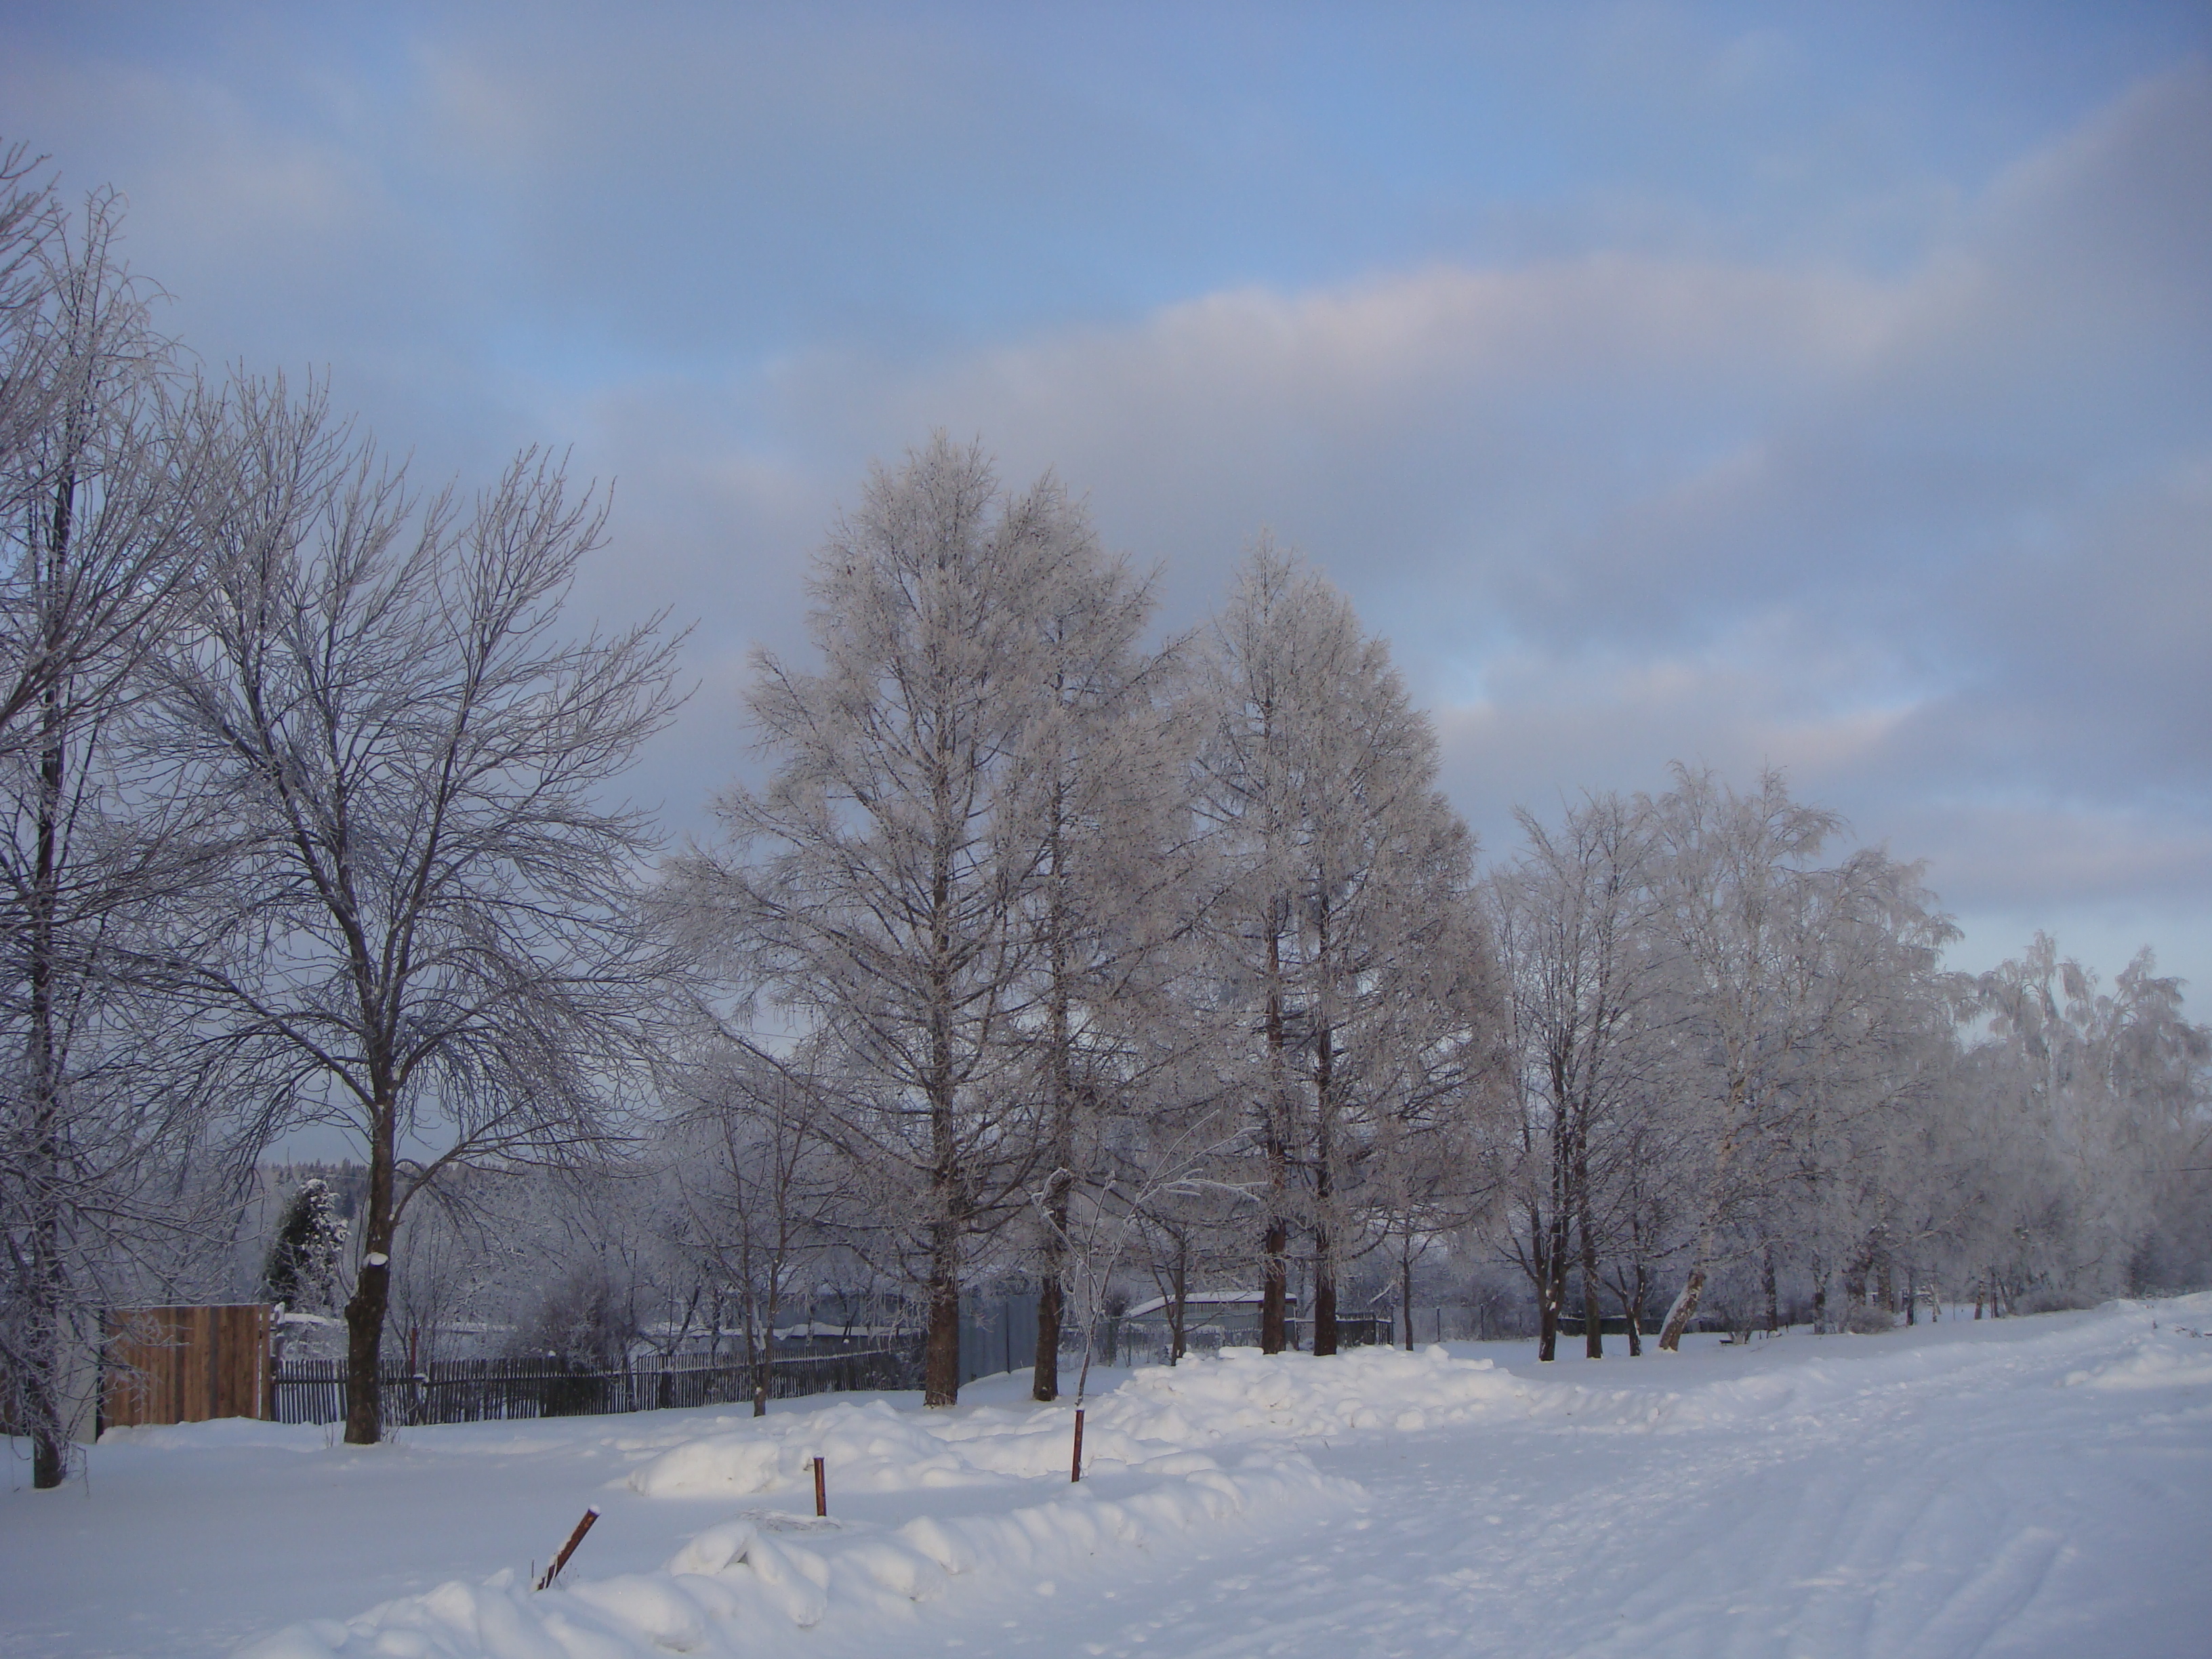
[1036,1307,2205,1658]
[1895,1528,2064,1659]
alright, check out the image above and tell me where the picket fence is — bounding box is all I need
[270,1346,923,1427]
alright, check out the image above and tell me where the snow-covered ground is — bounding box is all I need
[7,1296,2211,1658]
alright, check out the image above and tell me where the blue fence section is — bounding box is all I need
[958,1291,1040,1382]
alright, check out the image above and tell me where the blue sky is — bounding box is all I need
[5,1,2209,1006]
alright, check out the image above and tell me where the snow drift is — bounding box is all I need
[237,1452,1354,1659]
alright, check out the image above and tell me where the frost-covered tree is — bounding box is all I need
[1488,792,1666,1360]
[665,1035,838,1414]
[1014,544,1196,1401]
[262,1176,346,1313]
[1648,768,1953,1349]
[164,379,683,1443]
[1958,937,2211,1309]
[691,436,1114,1406]
[1193,544,1495,1355]
[0,172,241,1490]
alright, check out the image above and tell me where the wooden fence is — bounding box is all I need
[270,1346,924,1427]
[103,1305,276,1429]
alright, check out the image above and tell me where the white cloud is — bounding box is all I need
[622,64,2210,989]
[7,19,2203,999]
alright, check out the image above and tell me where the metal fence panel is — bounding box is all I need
[270,1346,926,1428]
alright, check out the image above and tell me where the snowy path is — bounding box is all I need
[998,1315,2212,1658]
[808,1308,2211,1659]
[6,1298,2210,1657]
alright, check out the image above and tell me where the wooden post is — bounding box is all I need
[813,1454,827,1517]
[535,1507,600,1591]
[1070,1407,1085,1483]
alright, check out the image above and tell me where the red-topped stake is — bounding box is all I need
[535,1507,600,1591]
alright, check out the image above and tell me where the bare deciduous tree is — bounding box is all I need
[1487,792,1664,1361]
[0,176,236,1489]
[668,1035,834,1415]
[165,380,683,1442]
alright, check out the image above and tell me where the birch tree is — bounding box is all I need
[1488,792,1663,1360]
[1963,938,2210,1308]
[1650,767,1951,1350]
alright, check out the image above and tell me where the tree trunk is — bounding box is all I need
[344,1258,391,1443]
[1259,923,1290,1354]
[1033,807,1073,1404]
[1401,1245,1416,1351]
[1311,1021,1338,1357]
[26,486,70,1489]
[27,1353,66,1488]
[1521,1195,1558,1363]
[1033,1271,1064,1401]
[1657,1265,1705,1352]
[1570,1090,1602,1359]
[924,1218,962,1407]
[1540,1198,1569,1361]
[1660,1085,1746,1353]
[1312,1226,1338,1356]
[1167,1242,1188,1363]
[754,1254,779,1418]
[1261,1218,1289,1353]
[1763,1242,1780,1334]
[1539,1093,1570,1360]
[1578,1208,1603,1360]
[1309,913,1338,1359]
[344,1104,399,1444]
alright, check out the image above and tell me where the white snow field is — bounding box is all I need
[6,1296,2211,1658]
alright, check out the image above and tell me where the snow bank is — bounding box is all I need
[629,1399,1013,1496]
[1097,1343,1528,1442]
[2063,1329,2212,1391]
[96,1417,333,1454]
[630,1344,1525,1501]
[236,1456,1357,1659]
[94,1304,2208,1658]
[245,1349,1543,1656]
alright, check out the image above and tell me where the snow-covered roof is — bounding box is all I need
[1123,1290,1297,1319]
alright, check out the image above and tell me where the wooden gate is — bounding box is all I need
[103,1305,275,1428]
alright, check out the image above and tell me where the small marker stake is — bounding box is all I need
[536,1507,600,1591]
[813,1454,827,1517]
[1070,1408,1085,1483]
